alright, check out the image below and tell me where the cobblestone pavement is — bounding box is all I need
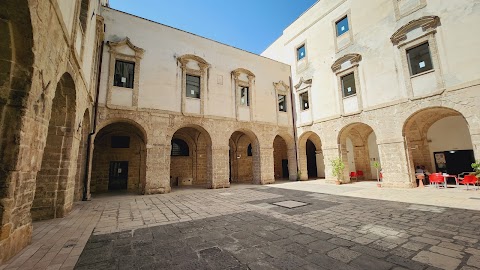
[2,184,480,270]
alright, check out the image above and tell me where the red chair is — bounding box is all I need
[429,174,445,188]
[459,175,478,190]
[350,172,357,181]
[356,170,364,180]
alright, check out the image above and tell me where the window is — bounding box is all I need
[278,94,287,112]
[114,60,135,88]
[247,144,253,156]
[297,45,306,61]
[336,16,349,36]
[111,136,130,148]
[171,139,189,156]
[341,73,356,97]
[407,42,433,76]
[79,0,90,32]
[186,75,200,98]
[300,92,309,111]
[240,87,249,106]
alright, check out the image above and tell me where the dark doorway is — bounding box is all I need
[282,159,289,178]
[434,150,475,178]
[306,139,318,178]
[109,161,129,190]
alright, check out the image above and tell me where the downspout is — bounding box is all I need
[83,40,104,201]
[289,75,299,180]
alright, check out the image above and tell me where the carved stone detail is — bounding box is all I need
[294,77,312,90]
[390,16,440,45]
[331,53,362,72]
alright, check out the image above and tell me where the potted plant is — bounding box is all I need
[471,160,480,179]
[372,161,381,187]
[331,158,345,185]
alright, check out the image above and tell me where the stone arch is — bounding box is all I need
[272,133,297,181]
[0,0,35,263]
[298,131,325,180]
[338,122,379,182]
[32,72,77,221]
[402,106,475,185]
[91,121,147,194]
[74,109,91,201]
[96,118,148,144]
[169,124,213,188]
[229,128,261,184]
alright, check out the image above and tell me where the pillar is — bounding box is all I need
[210,146,230,189]
[144,144,171,194]
[259,147,275,185]
[377,138,415,188]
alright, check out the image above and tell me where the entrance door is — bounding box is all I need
[282,159,289,179]
[109,161,128,190]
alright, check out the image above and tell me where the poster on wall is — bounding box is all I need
[435,153,446,169]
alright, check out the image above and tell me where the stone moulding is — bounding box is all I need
[273,80,290,92]
[232,68,255,81]
[107,37,145,58]
[294,77,312,90]
[331,53,362,72]
[390,16,440,45]
[177,54,210,69]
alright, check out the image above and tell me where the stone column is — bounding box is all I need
[259,147,275,185]
[377,138,415,188]
[144,144,171,194]
[298,146,308,181]
[315,150,325,178]
[322,146,342,184]
[287,147,297,181]
[470,127,480,161]
[210,146,230,189]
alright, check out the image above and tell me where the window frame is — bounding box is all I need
[406,42,433,76]
[186,74,201,99]
[240,86,250,107]
[278,94,287,112]
[297,45,306,61]
[340,72,357,98]
[299,91,310,111]
[335,16,349,37]
[332,11,354,53]
[113,60,135,89]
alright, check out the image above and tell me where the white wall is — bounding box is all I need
[99,8,291,125]
[263,0,480,124]
[427,116,473,168]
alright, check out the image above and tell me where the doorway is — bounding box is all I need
[109,161,129,190]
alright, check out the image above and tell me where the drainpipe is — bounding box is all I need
[289,75,299,180]
[83,40,105,201]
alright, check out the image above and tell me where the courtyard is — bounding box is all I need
[1,181,479,270]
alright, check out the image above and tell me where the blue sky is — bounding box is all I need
[108,0,318,54]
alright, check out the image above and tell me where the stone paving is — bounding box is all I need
[1,183,480,270]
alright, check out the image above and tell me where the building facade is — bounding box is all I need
[263,0,480,188]
[1,0,480,263]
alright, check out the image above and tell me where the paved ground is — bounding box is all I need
[1,181,480,270]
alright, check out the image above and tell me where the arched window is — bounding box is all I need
[247,144,253,156]
[171,139,189,156]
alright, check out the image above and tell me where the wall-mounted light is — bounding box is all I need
[449,151,456,154]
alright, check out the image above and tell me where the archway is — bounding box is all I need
[403,107,475,185]
[298,132,325,180]
[273,135,291,180]
[91,121,147,194]
[229,130,260,184]
[169,126,212,188]
[74,110,90,201]
[338,123,380,181]
[32,73,77,221]
[0,0,35,262]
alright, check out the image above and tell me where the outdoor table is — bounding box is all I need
[442,174,458,188]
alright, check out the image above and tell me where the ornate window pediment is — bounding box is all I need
[108,37,145,58]
[294,77,312,91]
[177,54,210,70]
[274,81,290,93]
[390,16,440,45]
[232,68,255,82]
[331,53,362,72]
